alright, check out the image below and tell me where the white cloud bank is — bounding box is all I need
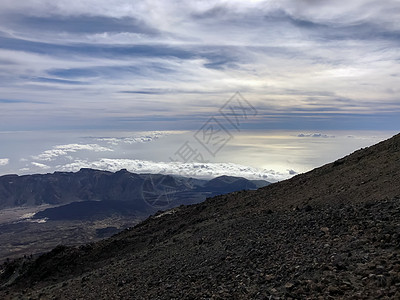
[57,158,294,182]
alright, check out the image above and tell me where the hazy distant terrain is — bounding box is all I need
[0,170,268,261]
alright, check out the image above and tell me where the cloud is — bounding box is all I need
[0,158,9,166]
[297,133,335,138]
[94,131,171,145]
[0,0,399,132]
[58,158,294,182]
[32,144,113,161]
[31,162,50,169]
[0,99,43,103]
[9,15,158,35]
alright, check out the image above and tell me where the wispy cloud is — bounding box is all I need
[0,0,399,131]
[31,162,50,169]
[32,144,113,161]
[94,131,170,145]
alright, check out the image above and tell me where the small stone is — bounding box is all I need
[265,274,275,281]
[320,227,330,234]
[285,282,294,289]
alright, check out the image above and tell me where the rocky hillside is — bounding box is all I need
[1,134,400,299]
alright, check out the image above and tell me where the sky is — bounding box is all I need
[0,0,399,180]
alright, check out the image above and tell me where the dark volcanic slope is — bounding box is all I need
[1,134,400,299]
[249,132,400,212]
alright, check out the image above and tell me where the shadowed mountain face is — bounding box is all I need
[0,169,269,213]
[32,174,264,221]
[0,169,178,209]
[203,175,258,191]
[1,134,400,299]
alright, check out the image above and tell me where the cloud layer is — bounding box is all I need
[57,158,292,182]
[0,0,399,131]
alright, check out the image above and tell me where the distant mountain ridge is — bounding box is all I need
[0,169,270,212]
